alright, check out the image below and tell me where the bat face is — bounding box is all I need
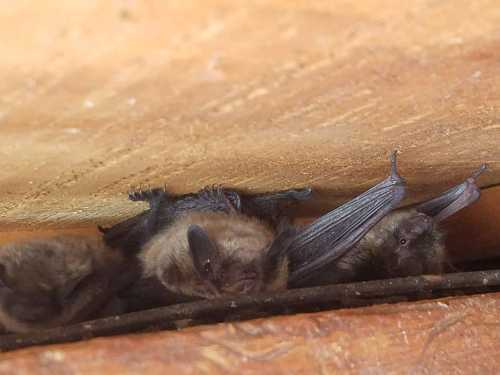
[140,211,289,299]
[356,209,445,278]
[190,243,274,296]
[386,211,442,275]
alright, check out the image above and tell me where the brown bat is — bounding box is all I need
[0,235,136,333]
[294,164,488,286]
[100,152,406,305]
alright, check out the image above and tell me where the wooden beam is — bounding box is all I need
[1,292,499,374]
[0,0,499,229]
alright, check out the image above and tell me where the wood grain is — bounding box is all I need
[0,0,499,229]
[1,1,500,372]
[1,292,499,374]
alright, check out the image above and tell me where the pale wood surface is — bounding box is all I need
[1,292,499,374]
[0,0,499,230]
[0,1,500,372]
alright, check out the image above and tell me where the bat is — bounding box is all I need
[299,164,488,286]
[102,186,316,309]
[0,235,137,333]
[100,152,405,305]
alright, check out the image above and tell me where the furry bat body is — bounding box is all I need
[0,235,136,333]
[139,211,287,299]
[103,186,316,308]
[299,164,487,286]
[101,153,406,305]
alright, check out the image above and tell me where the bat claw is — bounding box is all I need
[128,191,141,201]
[224,191,241,211]
[97,225,108,233]
[291,187,313,200]
[470,163,488,181]
[128,187,168,203]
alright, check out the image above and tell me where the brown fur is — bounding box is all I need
[139,211,289,298]
[335,209,446,281]
[0,235,124,333]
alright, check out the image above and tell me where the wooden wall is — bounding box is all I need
[1,1,499,372]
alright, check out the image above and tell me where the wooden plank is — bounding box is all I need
[445,186,500,261]
[0,1,499,373]
[0,0,498,229]
[1,292,499,374]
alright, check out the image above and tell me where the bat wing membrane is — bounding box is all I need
[287,152,406,285]
[416,164,487,222]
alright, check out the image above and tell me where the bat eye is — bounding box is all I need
[400,238,407,245]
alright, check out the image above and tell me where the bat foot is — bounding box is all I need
[200,185,241,211]
[128,187,169,203]
[288,187,313,201]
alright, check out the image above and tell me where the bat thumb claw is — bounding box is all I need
[293,187,313,200]
[389,150,404,184]
[470,163,488,180]
[97,225,108,233]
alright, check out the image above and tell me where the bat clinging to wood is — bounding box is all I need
[101,152,405,304]
[101,186,316,310]
[298,164,488,286]
[0,236,136,333]
[101,185,313,254]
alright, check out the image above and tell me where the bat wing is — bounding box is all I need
[416,164,487,222]
[287,152,406,285]
[99,188,171,253]
[99,210,159,254]
[238,188,313,227]
[102,185,312,254]
[100,186,237,253]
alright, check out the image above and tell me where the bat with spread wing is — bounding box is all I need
[99,152,406,309]
[299,164,488,286]
[0,155,486,335]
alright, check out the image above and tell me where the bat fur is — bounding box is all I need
[0,235,132,333]
[105,152,406,303]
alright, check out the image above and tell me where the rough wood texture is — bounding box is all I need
[1,292,499,374]
[445,185,500,261]
[1,1,500,372]
[0,0,499,230]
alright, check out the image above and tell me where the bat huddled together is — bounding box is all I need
[0,153,487,334]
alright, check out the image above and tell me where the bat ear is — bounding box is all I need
[187,225,219,283]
